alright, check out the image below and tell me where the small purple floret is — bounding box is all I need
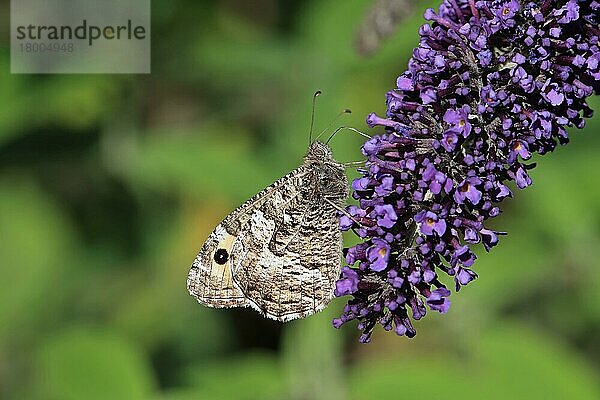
[366,238,390,272]
[426,287,451,313]
[415,211,447,236]
[335,267,360,296]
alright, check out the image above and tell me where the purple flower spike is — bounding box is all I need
[334,0,600,342]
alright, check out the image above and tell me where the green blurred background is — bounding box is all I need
[1,1,599,399]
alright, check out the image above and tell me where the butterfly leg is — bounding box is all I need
[324,197,368,229]
[342,160,367,167]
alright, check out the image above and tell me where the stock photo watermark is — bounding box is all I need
[11,0,150,74]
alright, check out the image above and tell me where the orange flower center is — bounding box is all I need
[513,141,522,150]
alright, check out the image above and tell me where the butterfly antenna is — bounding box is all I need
[309,90,322,145]
[313,109,353,142]
[325,126,372,144]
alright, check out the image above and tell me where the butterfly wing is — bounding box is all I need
[231,161,347,322]
[187,222,249,309]
[186,166,311,310]
[232,190,343,321]
[188,142,347,322]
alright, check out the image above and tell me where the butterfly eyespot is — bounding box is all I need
[214,248,229,265]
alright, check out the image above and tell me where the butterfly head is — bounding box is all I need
[306,140,334,161]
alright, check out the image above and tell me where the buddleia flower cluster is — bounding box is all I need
[334,0,599,342]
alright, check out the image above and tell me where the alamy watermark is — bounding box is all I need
[11,0,150,74]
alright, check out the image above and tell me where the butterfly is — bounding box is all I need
[186,136,349,322]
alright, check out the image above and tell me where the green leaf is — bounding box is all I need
[0,179,75,340]
[0,56,119,144]
[121,125,275,201]
[35,328,155,400]
[350,321,600,400]
[181,352,284,400]
[281,306,347,400]
[477,322,600,400]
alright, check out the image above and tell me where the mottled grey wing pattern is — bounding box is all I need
[187,141,348,322]
[186,167,310,309]
[231,169,345,321]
